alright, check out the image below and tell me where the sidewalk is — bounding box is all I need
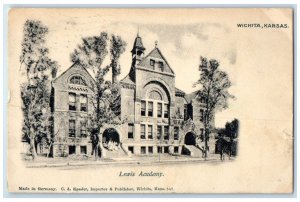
[24,154,234,168]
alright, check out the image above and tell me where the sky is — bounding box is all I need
[18,9,239,127]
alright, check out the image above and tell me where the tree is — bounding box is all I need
[194,56,234,158]
[71,32,109,73]
[109,34,126,84]
[20,20,58,160]
[70,33,126,159]
[225,118,239,140]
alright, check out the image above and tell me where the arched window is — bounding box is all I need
[69,76,87,86]
[148,90,162,100]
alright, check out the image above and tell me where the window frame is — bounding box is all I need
[141,100,146,116]
[128,124,134,139]
[148,101,153,117]
[140,124,146,139]
[80,94,88,112]
[157,102,163,118]
[164,126,169,140]
[157,125,162,140]
[150,59,155,67]
[80,121,87,138]
[69,119,76,137]
[141,146,146,154]
[148,146,153,154]
[148,125,153,139]
[69,93,76,111]
[164,103,169,118]
[174,126,179,140]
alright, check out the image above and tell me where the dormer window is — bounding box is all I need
[70,76,87,86]
[158,61,164,71]
[150,59,155,67]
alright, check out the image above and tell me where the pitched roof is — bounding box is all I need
[131,34,145,53]
[175,87,186,96]
[53,62,96,84]
[138,47,175,74]
[184,90,199,103]
[120,74,135,85]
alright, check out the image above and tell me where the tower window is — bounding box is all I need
[158,61,164,71]
[150,59,155,67]
[174,127,179,140]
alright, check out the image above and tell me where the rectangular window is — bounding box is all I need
[174,127,179,140]
[69,120,76,137]
[158,61,164,71]
[141,124,146,139]
[164,146,169,153]
[80,94,87,112]
[141,146,146,154]
[128,124,134,139]
[148,125,153,139]
[80,146,87,154]
[150,59,155,67]
[174,146,179,154]
[69,145,76,155]
[200,109,204,122]
[128,146,134,154]
[80,121,87,138]
[148,146,153,154]
[69,93,76,111]
[164,104,169,118]
[184,104,188,120]
[157,146,162,154]
[148,101,153,117]
[141,101,146,116]
[157,103,162,118]
[164,126,169,140]
[157,125,162,140]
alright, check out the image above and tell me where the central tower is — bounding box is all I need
[129,34,145,82]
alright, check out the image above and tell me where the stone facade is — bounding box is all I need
[51,34,215,158]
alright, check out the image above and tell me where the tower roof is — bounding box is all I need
[131,34,146,53]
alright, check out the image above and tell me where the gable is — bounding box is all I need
[138,48,175,75]
[53,63,96,90]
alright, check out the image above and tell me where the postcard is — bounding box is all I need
[7,8,294,193]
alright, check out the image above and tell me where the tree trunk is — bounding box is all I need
[30,137,37,160]
[112,75,118,84]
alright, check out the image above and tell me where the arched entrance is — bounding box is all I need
[102,128,120,151]
[184,132,196,145]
